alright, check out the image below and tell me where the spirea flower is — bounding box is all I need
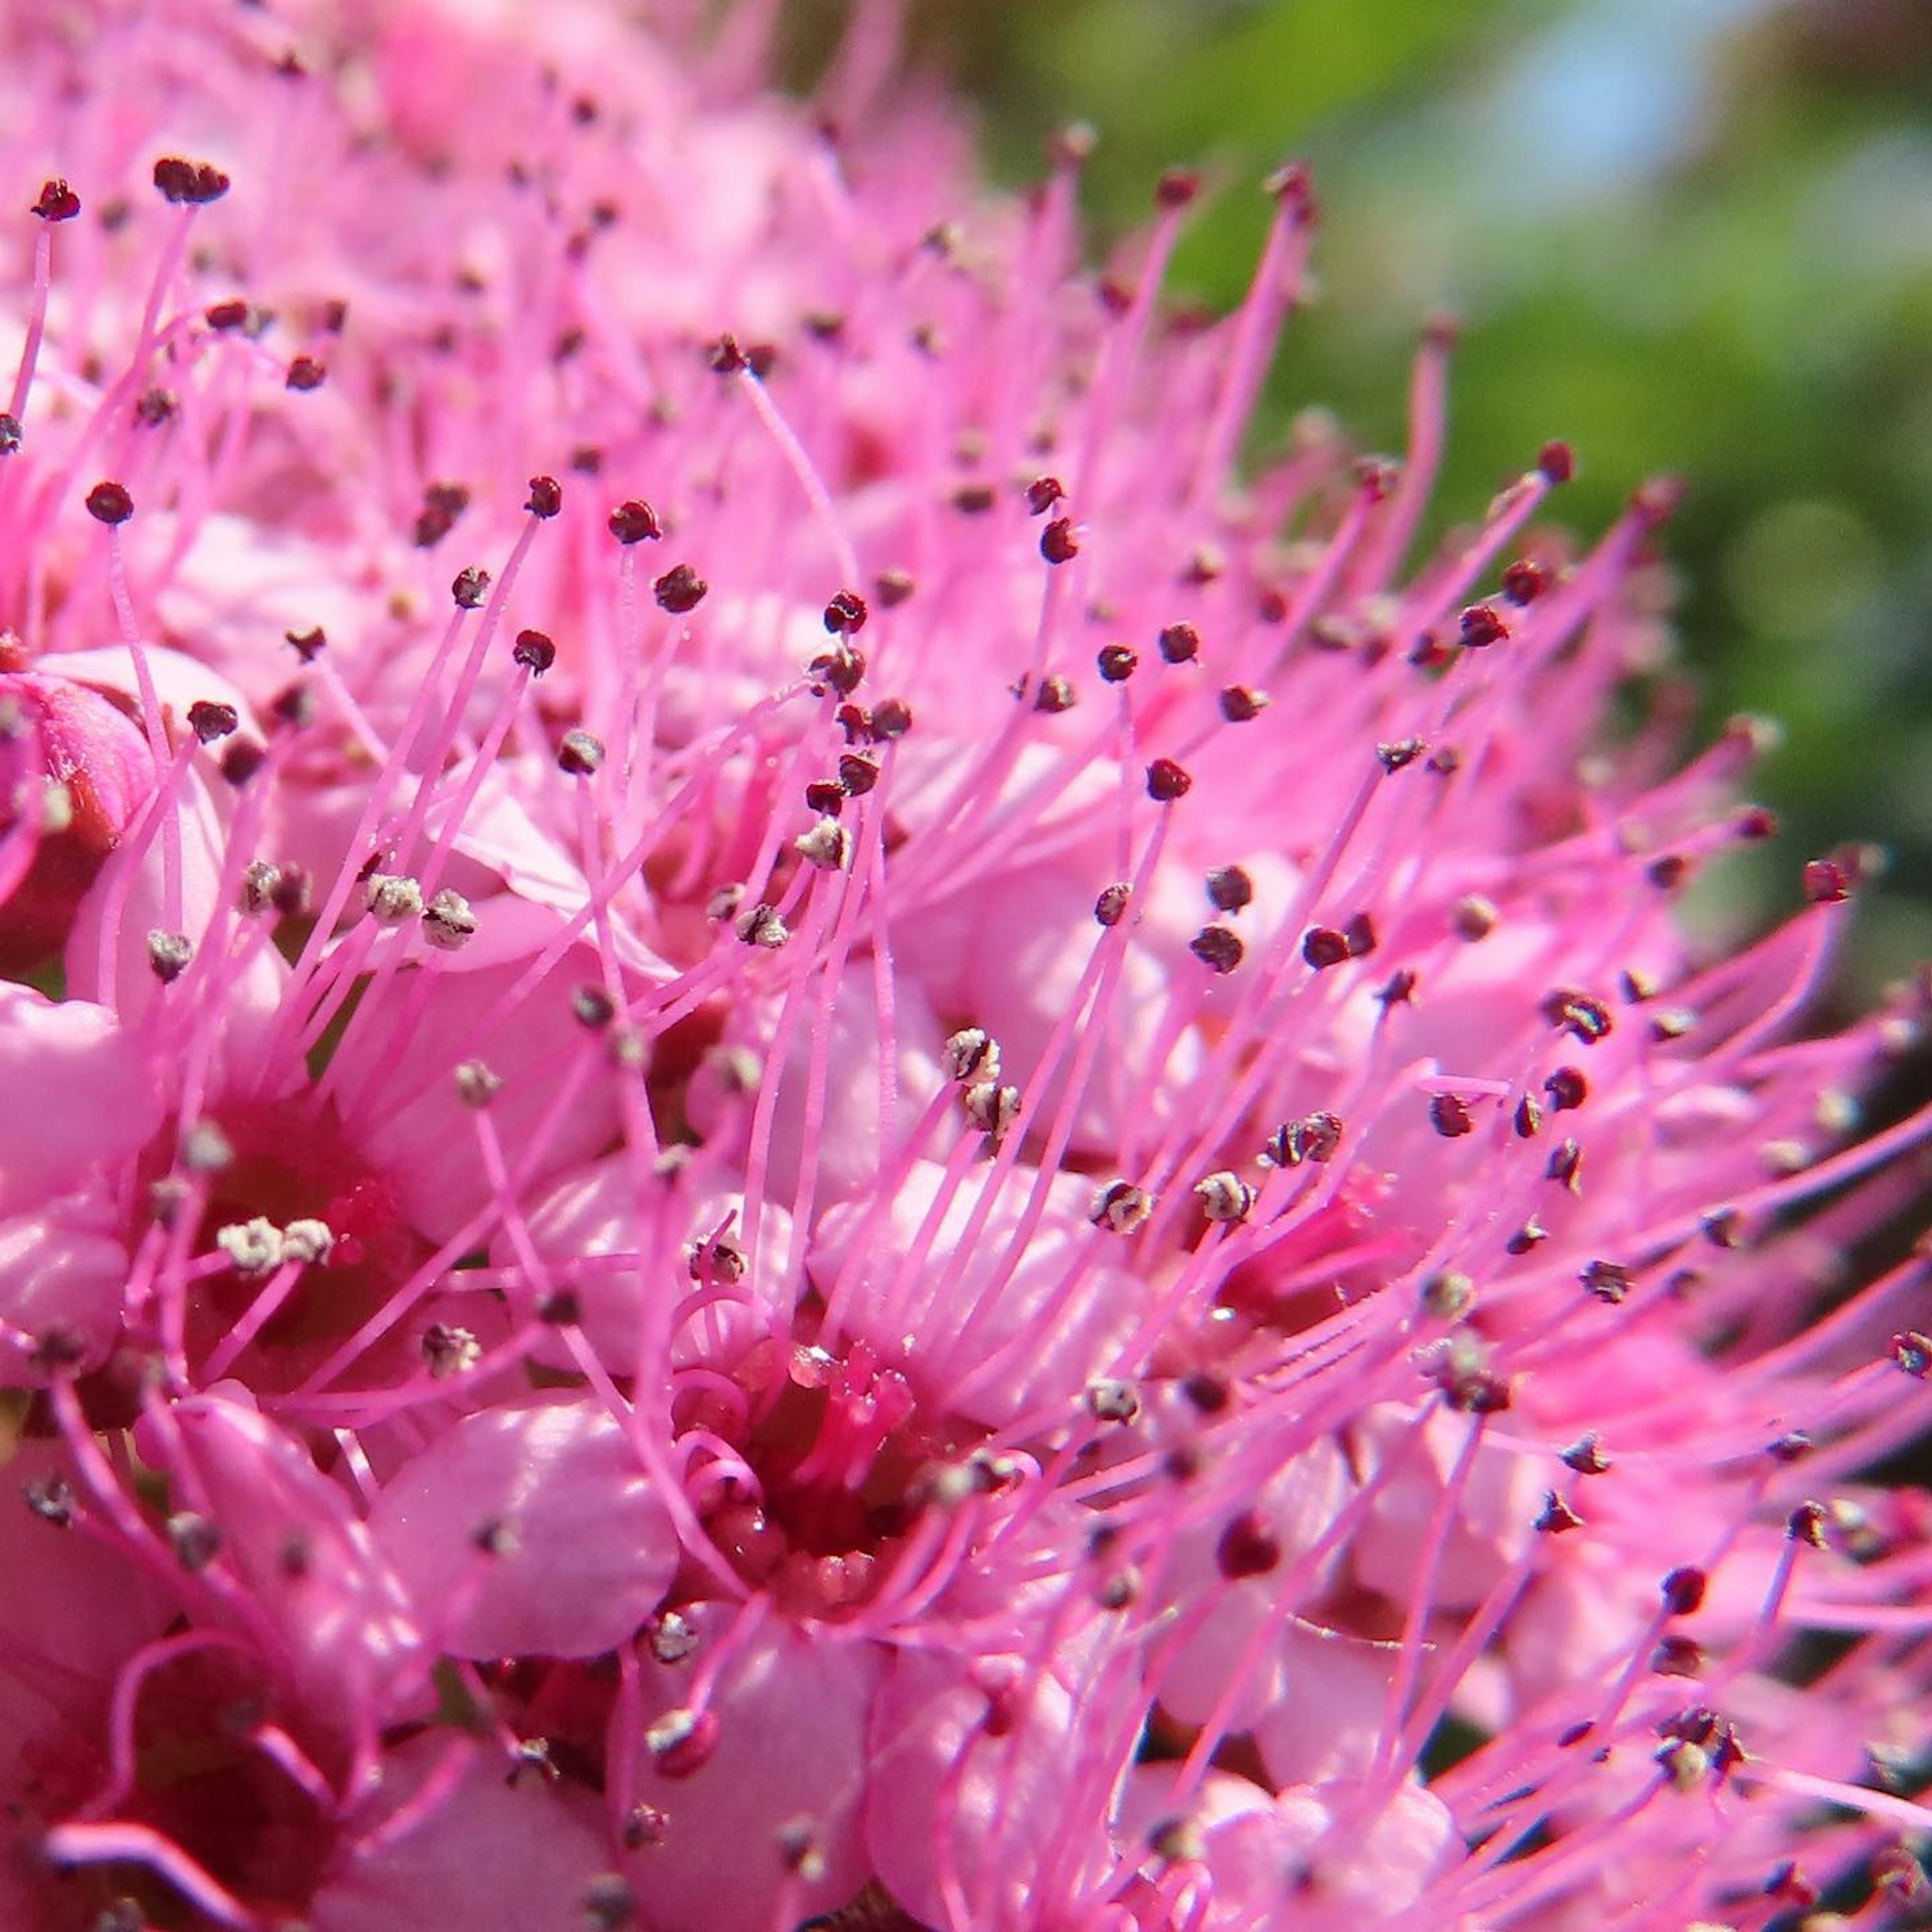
[2,5,1929,1929]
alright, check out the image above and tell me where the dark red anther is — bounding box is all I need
[1502,558,1550,604]
[1378,969,1418,1007]
[32,179,80,222]
[1205,865,1252,913]
[1429,1094,1475,1139]
[1040,517,1079,564]
[1154,168,1200,210]
[1802,858,1850,905]
[1219,685,1267,723]
[804,780,844,817]
[1376,737,1424,773]
[1543,988,1614,1045]
[1097,644,1137,683]
[1514,1096,1543,1139]
[823,589,868,635]
[220,740,266,785]
[186,701,237,744]
[204,297,249,332]
[707,335,748,374]
[1146,758,1192,802]
[1459,604,1508,649]
[1537,440,1575,484]
[1302,926,1349,971]
[524,475,563,519]
[1025,475,1065,516]
[837,753,879,796]
[451,567,491,610]
[512,629,556,675]
[84,480,133,525]
[1660,1566,1707,1616]
[285,354,326,390]
[1544,1067,1587,1110]
[608,499,662,544]
[1189,927,1243,975]
[874,567,914,608]
[153,157,229,204]
[654,564,708,614]
[1216,1511,1280,1580]
[1157,621,1199,665]
[1343,912,1377,958]
[870,696,913,740]
[952,483,996,515]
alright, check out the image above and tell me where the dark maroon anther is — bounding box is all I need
[1732,805,1779,841]
[1146,758,1192,802]
[1040,517,1079,564]
[270,683,316,730]
[1155,168,1200,210]
[1097,644,1137,683]
[523,474,563,519]
[1025,475,1065,516]
[1893,1331,1932,1378]
[573,986,616,1028]
[1543,987,1614,1045]
[557,730,605,777]
[835,702,871,743]
[873,566,915,607]
[1802,857,1851,905]
[1157,621,1199,665]
[1537,440,1575,484]
[220,740,266,786]
[187,701,238,743]
[823,589,868,635]
[1216,1510,1280,1580]
[512,629,557,675]
[85,479,134,525]
[1205,865,1251,914]
[1094,882,1132,928]
[1647,853,1689,893]
[1650,1636,1704,1678]
[952,482,996,515]
[1182,1371,1230,1415]
[1445,1367,1511,1415]
[570,444,604,475]
[804,780,844,817]
[1513,1096,1542,1139]
[870,696,913,739]
[32,179,81,222]
[1219,685,1267,723]
[1535,1492,1584,1535]
[1378,969,1418,1007]
[654,564,707,614]
[1032,673,1077,713]
[451,566,491,610]
[707,335,748,374]
[1543,1067,1587,1110]
[807,641,865,697]
[1376,737,1424,773]
[837,752,879,796]
[0,414,21,455]
[1459,603,1508,649]
[1580,1259,1631,1304]
[1189,926,1243,975]
[154,156,230,204]
[1660,1566,1707,1616]
[285,354,326,390]
[205,297,249,332]
[1343,912,1377,957]
[1302,926,1349,971]
[1545,1138,1582,1188]
[1501,558,1550,604]
[1505,1222,1545,1256]
[1429,1094,1475,1139]
[608,498,662,544]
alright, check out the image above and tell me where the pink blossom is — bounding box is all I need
[1,5,1930,1930]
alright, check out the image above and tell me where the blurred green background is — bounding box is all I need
[864,0,1932,1004]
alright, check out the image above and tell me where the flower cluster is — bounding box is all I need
[2,4,1930,1929]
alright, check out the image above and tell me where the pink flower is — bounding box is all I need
[1,4,1929,1929]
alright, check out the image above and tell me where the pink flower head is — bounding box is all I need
[1,6,1929,1930]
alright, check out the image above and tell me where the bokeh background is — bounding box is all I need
[804,0,1932,1009]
